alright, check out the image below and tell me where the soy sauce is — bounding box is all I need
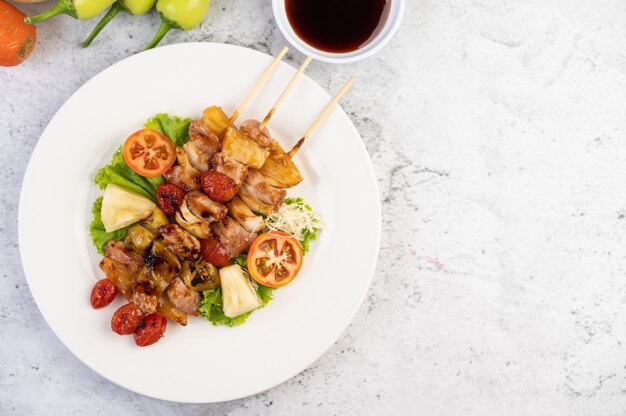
[285,0,391,53]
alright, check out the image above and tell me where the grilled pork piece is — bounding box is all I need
[238,169,286,215]
[184,120,221,172]
[105,240,143,275]
[239,119,272,149]
[228,196,265,233]
[211,216,255,258]
[99,257,135,300]
[166,278,200,316]
[185,191,227,223]
[131,284,158,314]
[211,152,248,187]
[157,224,201,260]
[163,147,201,192]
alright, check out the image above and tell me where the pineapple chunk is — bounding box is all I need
[259,141,303,188]
[202,106,230,136]
[222,127,270,169]
[219,264,262,318]
[101,184,156,232]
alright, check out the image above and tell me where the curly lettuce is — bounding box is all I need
[89,197,129,255]
[94,146,163,203]
[144,113,192,147]
[199,284,274,327]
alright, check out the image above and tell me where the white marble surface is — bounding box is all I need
[2,0,626,414]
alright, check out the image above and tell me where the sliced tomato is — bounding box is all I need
[247,231,303,288]
[123,128,176,177]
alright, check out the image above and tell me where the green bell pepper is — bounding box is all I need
[145,0,210,50]
[82,0,156,47]
[25,0,116,23]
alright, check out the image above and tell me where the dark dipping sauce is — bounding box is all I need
[285,0,391,53]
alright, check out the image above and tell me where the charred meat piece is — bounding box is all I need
[163,147,201,192]
[105,240,144,276]
[238,169,286,215]
[157,224,201,260]
[185,191,227,223]
[228,196,265,233]
[157,294,188,326]
[166,278,200,316]
[211,152,248,187]
[239,119,272,149]
[131,284,158,314]
[211,216,255,258]
[175,199,211,239]
[184,120,221,172]
[137,239,181,294]
[99,257,135,300]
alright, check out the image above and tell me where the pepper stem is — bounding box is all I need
[145,19,173,50]
[81,1,125,48]
[24,0,77,24]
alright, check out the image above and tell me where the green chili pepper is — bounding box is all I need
[24,0,116,24]
[82,0,156,47]
[145,0,210,50]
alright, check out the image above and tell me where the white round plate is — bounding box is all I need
[18,43,381,403]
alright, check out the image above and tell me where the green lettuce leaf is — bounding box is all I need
[94,147,163,202]
[89,197,129,255]
[199,284,274,327]
[144,113,192,147]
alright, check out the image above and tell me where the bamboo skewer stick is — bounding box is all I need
[287,76,355,158]
[259,56,313,131]
[229,46,289,124]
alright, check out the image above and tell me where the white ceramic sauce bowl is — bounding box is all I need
[272,0,405,64]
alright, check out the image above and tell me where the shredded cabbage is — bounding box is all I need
[265,198,323,253]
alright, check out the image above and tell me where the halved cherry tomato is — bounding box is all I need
[247,231,303,288]
[111,303,143,335]
[123,128,176,177]
[200,237,230,267]
[133,313,167,347]
[90,279,118,309]
[200,171,237,202]
[156,183,185,216]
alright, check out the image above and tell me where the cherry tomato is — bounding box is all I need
[156,183,185,216]
[200,171,238,202]
[111,303,143,335]
[133,313,167,347]
[247,231,303,288]
[200,237,230,267]
[90,279,118,309]
[123,128,176,177]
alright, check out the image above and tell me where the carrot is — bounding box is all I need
[0,0,36,67]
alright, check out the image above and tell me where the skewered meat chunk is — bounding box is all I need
[258,141,303,189]
[131,284,158,314]
[175,199,211,239]
[163,147,201,192]
[211,216,255,258]
[240,119,272,149]
[202,105,230,137]
[105,240,144,275]
[238,169,286,215]
[166,278,200,316]
[184,120,221,172]
[157,224,201,260]
[211,152,248,187]
[185,191,227,223]
[228,196,265,233]
[221,127,270,169]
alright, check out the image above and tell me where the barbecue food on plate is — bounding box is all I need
[88,50,351,346]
